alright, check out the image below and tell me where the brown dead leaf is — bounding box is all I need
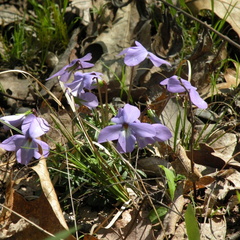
[200,216,227,240]
[158,182,185,239]
[115,209,132,229]
[31,157,69,230]
[186,0,240,37]
[0,72,34,107]
[151,9,183,58]
[0,181,75,240]
[97,209,154,240]
[184,176,215,193]
[202,169,239,218]
[218,65,240,89]
[187,28,213,95]
[186,143,240,171]
[171,145,202,182]
[206,130,237,158]
[137,156,169,177]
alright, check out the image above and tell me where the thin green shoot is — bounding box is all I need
[159,165,176,200]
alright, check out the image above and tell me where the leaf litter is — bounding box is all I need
[1,0,240,239]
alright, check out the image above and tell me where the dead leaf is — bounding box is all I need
[137,156,169,177]
[186,28,213,95]
[218,66,240,89]
[206,130,237,158]
[97,209,154,240]
[69,0,92,26]
[171,145,202,182]
[200,216,227,240]
[0,72,34,107]
[186,143,240,171]
[0,4,23,26]
[83,235,99,240]
[115,209,132,229]
[0,181,75,240]
[184,176,215,193]
[151,8,183,58]
[158,182,185,239]
[31,157,69,230]
[186,0,240,37]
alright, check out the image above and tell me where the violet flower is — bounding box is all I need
[65,71,102,92]
[0,114,50,165]
[118,41,171,67]
[0,114,26,131]
[46,53,94,82]
[65,71,101,109]
[98,104,172,153]
[160,75,208,109]
[75,90,99,109]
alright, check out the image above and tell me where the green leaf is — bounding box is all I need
[184,203,200,240]
[149,206,168,224]
[159,165,176,200]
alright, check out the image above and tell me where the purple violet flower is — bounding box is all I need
[65,71,101,109]
[78,91,99,109]
[65,71,102,92]
[118,41,171,67]
[0,114,50,165]
[160,75,208,109]
[46,53,94,82]
[98,104,172,153]
[0,114,26,131]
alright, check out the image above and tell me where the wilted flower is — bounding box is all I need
[118,41,171,67]
[0,114,26,131]
[0,114,50,165]
[46,53,94,82]
[160,75,208,109]
[98,104,172,153]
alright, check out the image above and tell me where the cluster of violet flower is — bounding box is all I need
[46,53,102,109]
[97,41,207,153]
[0,40,208,163]
[0,113,50,165]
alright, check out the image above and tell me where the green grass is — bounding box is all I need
[0,0,76,74]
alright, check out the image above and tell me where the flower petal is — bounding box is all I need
[119,41,148,66]
[0,114,26,131]
[0,135,26,151]
[16,139,37,165]
[122,104,140,123]
[79,92,99,109]
[189,88,208,109]
[111,108,124,124]
[153,124,172,141]
[148,52,171,67]
[130,122,156,138]
[22,114,50,138]
[117,128,136,153]
[34,139,50,159]
[98,124,122,143]
[160,75,191,93]
[65,80,84,97]
[77,53,94,69]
